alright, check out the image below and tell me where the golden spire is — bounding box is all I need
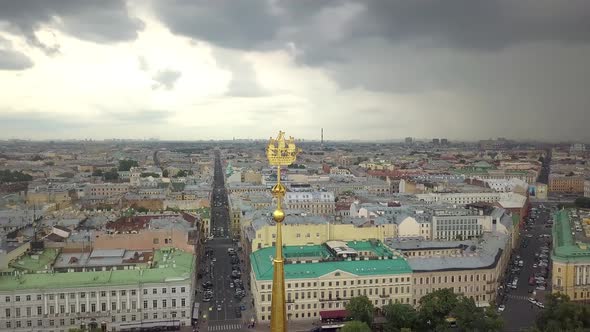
[266,131,300,332]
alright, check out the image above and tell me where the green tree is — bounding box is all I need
[118,159,139,171]
[103,169,119,181]
[535,293,590,331]
[92,169,103,177]
[417,288,458,331]
[136,207,149,213]
[0,170,33,183]
[140,172,160,178]
[383,303,418,332]
[346,295,374,325]
[162,169,169,177]
[574,197,590,209]
[341,321,372,332]
[453,297,503,331]
[174,170,188,177]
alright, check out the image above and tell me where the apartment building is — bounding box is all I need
[0,247,195,332]
[585,180,590,198]
[284,190,335,215]
[250,241,413,323]
[549,174,585,194]
[84,183,130,199]
[416,192,526,206]
[246,214,397,252]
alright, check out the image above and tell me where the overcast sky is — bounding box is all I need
[1,0,589,142]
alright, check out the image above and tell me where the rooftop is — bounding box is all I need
[552,209,590,262]
[250,241,411,281]
[0,247,193,291]
[10,248,59,272]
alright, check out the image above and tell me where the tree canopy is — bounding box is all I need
[341,321,372,332]
[118,159,138,171]
[346,295,374,325]
[140,172,160,178]
[103,168,119,181]
[534,293,590,331]
[0,170,33,184]
[382,303,418,332]
[575,197,590,209]
[343,291,503,332]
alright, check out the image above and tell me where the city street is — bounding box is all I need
[196,152,250,332]
[501,202,556,331]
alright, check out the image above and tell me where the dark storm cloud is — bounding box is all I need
[0,37,33,70]
[0,0,144,53]
[152,0,280,51]
[152,0,590,57]
[151,70,182,90]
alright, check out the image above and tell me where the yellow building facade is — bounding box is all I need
[251,222,397,251]
[551,210,590,301]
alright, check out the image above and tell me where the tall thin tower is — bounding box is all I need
[266,131,301,332]
[321,128,324,147]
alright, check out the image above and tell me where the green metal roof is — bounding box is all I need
[0,248,194,292]
[10,248,59,272]
[196,207,210,219]
[251,242,412,281]
[552,210,590,263]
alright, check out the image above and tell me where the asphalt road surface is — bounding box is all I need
[198,152,246,332]
[500,202,556,331]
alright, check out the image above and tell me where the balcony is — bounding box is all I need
[379,294,390,298]
[77,312,111,319]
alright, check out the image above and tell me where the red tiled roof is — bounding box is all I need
[320,310,348,319]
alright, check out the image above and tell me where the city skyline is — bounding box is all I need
[1,1,590,141]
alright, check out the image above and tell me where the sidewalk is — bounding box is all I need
[251,320,318,332]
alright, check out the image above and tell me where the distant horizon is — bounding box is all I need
[0,137,586,145]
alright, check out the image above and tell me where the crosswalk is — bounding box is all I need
[207,323,243,331]
[506,294,530,301]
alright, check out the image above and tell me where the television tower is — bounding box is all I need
[266,131,301,332]
[321,128,324,147]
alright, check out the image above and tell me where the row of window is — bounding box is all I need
[259,298,411,321]
[3,287,187,303]
[3,311,188,329]
[415,285,487,296]
[4,298,187,318]
[259,277,411,290]
[261,286,411,303]
[4,317,75,329]
[415,274,489,284]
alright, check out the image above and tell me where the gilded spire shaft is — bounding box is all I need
[266,131,300,332]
